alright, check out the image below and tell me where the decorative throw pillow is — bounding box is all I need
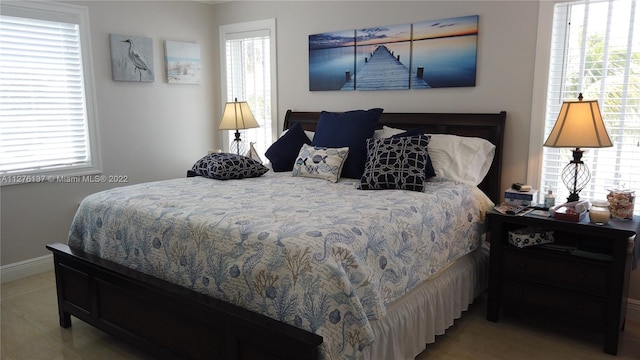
[265,122,312,172]
[191,153,269,180]
[390,126,436,178]
[311,108,383,179]
[358,135,430,192]
[292,144,349,183]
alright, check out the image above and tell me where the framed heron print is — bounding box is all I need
[109,33,154,82]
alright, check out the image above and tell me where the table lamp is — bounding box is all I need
[218,98,259,155]
[543,93,613,202]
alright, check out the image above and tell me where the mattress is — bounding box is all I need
[68,171,492,359]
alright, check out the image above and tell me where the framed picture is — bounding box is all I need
[355,24,412,90]
[308,29,356,91]
[308,15,478,91]
[109,33,154,82]
[164,40,201,84]
[411,15,478,88]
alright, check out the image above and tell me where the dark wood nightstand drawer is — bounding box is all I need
[503,249,608,296]
[487,212,639,355]
[502,279,606,325]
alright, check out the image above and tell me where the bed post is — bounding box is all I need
[51,250,73,328]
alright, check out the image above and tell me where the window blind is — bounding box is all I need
[541,0,640,214]
[0,12,93,177]
[224,33,272,160]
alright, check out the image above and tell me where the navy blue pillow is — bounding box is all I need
[390,126,436,178]
[265,122,311,172]
[311,108,383,179]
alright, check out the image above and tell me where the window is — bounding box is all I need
[539,0,640,214]
[0,2,100,185]
[219,19,277,161]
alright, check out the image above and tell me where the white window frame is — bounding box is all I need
[528,1,563,191]
[0,1,101,185]
[529,0,640,215]
[219,19,278,157]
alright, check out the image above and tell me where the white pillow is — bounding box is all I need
[382,126,495,185]
[373,129,386,139]
[382,126,406,138]
[280,128,314,141]
[427,134,495,185]
[304,130,314,141]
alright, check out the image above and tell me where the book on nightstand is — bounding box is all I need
[494,202,533,216]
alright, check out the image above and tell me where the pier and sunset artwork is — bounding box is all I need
[308,29,356,91]
[308,15,478,91]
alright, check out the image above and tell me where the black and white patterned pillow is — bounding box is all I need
[358,135,431,192]
[191,153,269,180]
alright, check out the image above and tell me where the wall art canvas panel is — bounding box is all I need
[109,33,154,82]
[308,30,356,91]
[355,24,413,90]
[308,15,478,91]
[412,15,478,88]
[164,40,201,84]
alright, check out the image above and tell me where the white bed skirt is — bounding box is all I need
[363,242,489,360]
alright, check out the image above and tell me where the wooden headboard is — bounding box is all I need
[283,110,506,204]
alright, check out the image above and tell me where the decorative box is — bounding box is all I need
[552,209,587,222]
[508,227,555,248]
[505,188,538,206]
[550,202,589,222]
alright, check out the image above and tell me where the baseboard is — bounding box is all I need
[0,254,54,283]
[628,298,640,322]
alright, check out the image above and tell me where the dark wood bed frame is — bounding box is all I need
[47,110,506,360]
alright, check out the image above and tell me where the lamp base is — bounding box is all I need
[230,130,245,155]
[566,192,580,203]
[561,148,590,203]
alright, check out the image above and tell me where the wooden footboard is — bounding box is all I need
[46,243,322,360]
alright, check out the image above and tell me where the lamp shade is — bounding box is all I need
[543,96,613,148]
[218,100,259,131]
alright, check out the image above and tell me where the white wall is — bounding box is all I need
[1,1,217,267]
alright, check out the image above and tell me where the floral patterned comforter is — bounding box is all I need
[68,171,491,359]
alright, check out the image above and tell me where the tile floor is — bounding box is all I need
[1,271,639,359]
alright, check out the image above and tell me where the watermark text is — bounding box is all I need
[1,174,129,184]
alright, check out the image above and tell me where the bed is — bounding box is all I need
[47,109,506,360]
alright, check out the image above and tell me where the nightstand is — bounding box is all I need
[486,210,639,355]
